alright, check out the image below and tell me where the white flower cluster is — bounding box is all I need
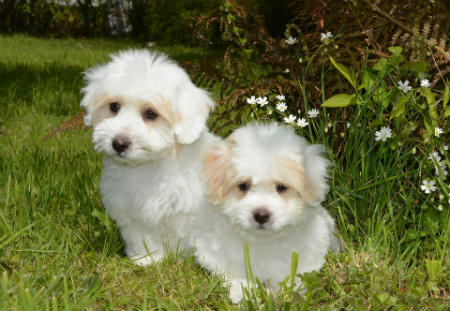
[421,147,449,198]
[282,108,319,128]
[246,96,268,107]
[397,79,432,94]
[428,150,448,177]
[275,94,287,112]
[320,32,333,42]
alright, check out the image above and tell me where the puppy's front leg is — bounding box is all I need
[227,277,248,304]
[121,224,165,266]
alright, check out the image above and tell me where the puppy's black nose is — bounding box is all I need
[253,208,271,225]
[112,136,131,154]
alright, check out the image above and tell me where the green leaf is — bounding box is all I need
[391,95,408,120]
[373,58,387,71]
[369,120,384,128]
[389,54,405,66]
[362,68,377,91]
[443,83,449,107]
[388,46,403,55]
[425,260,442,281]
[321,94,356,108]
[421,88,438,121]
[421,88,435,105]
[400,61,427,73]
[330,56,356,89]
[443,105,450,118]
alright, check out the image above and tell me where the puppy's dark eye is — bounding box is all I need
[238,182,251,192]
[143,109,158,120]
[276,184,288,193]
[109,102,120,114]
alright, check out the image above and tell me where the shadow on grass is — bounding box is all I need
[0,61,85,116]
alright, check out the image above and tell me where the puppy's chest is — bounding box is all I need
[100,161,203,223]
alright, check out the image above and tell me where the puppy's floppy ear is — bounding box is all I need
[203,139,233,204]
[174,83,214,144]
[80,65,107,126]
[301,144,330,204]
[282,144,329,204]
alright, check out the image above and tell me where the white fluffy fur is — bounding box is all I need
[190,123,340,303]
[81,49,218,265]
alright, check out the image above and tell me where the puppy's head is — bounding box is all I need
[81,49,213,165]
[203,123,329,235]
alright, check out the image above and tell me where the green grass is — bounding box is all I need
[1,34,449,310]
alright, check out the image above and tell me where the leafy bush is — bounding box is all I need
[0,0,113,37]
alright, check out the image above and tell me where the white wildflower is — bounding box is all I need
[421,180,436,194]
[320,32,333,42]
[257,96,268,107]
[246,96,257,105]
[307,109,319,118]
[375,126,392,142]
[397,80,412,94]
[276,102,287,112]
[429,151,442,163]
[420,79,431,88]
[444,145,449,151]
[284,114,297,124]
[276,95,285,101]
[438,204,443,211]
[296,118,308,128]
[435,127,443,137]
[285,36,297,45]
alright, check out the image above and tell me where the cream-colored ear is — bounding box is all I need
[280,145,329,204]
[174,84,214,145]
[279,159,317,204]
[203,140,232,204]
[303,144,329,203]
[80,65,108,126]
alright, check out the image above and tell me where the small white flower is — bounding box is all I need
[435,164,448,177]
[284,114,297,124]
[285,36,298,45]
[276,102,287,112]
[276,95,285,101]
[435,127,443,137]
[296,118,308,128]
[420,79,431,88]
[429,151,442,163]
[438,204,443,211]
[320,32,333,42]
[444,145,449,151]
[346,122,351,128]
[397,80,412,94]
[308,109,319,118]
[421,180,436,194]
[375,126,392,142]
[257,96,268,107]
[246,96,257,105]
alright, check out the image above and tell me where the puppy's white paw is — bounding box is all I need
[228,279,246,304]
[131,252,164,266]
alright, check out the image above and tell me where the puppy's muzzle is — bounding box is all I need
[112,135,131,154]
[252,208,271,225]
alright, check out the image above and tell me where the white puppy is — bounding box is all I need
[81,49,217,266]
[192,122,339,303]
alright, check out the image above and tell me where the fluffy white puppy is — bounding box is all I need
[192,122,339,303]
[81,49,217,266]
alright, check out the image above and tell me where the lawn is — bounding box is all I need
[0,34,449,310]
